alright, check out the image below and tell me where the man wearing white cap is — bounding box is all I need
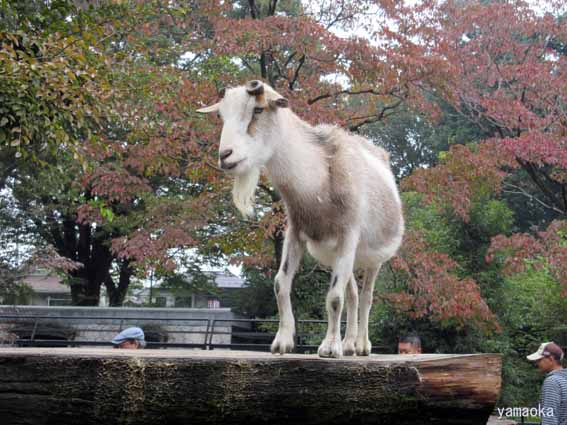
[111,327,146,349]
[527,342,567,425]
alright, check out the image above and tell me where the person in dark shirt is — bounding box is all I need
[398,335,422,354]
[527,342,567,425]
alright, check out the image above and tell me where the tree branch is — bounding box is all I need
[240,57,257,73]
[516,158,565,215]
[284,52,297,68]
[502,182,566,216]
[289,55,305,91]
[347,100,403,132]
[308,88,398,105]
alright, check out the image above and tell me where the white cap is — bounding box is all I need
[527,342,564,361]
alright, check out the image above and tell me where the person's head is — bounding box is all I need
[527,342,564,373]
[398,335,422,354]
[111,327,146,349]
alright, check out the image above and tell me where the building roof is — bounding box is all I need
[212,273,246,289]
[21,269,244,296]
[23,275,70,294]
[155,271,245,290]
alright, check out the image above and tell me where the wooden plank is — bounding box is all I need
[0,348,501,425]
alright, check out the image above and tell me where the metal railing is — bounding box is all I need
[0,314,384,353]
[0,314,211,349]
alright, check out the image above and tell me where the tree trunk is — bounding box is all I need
[69,224,114,306]
[0,348,501,425]
[105,259,133,307]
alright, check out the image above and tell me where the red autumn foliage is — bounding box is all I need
[386,229,499,333]
[27,246,83,274]
[402,142,511,222]
[380,0,567,215]
[379,0,567,304]
[487,220,567,293]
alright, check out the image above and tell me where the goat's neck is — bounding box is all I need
[264,111,327,199]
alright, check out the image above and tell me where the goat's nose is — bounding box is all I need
[220,149,233,161]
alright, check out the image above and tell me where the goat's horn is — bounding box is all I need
[246,80,264,96]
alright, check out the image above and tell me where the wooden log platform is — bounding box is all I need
[0,348,501,425]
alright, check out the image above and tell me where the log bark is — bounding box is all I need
[0,348,501,425]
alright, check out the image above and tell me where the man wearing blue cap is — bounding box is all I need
[111,327,146,349]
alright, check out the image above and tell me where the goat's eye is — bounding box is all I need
[217,112,222,119]
[253,107,264,114]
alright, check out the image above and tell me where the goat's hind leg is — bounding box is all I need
[271,228,304,355]
[356,264,382,356]
[342,274,358,356]
[318,235,357,358]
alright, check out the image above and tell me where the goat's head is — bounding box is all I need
[197,80,288,217]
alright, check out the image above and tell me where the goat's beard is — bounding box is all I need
[232,167,260,219]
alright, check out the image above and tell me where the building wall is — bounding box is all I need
[0,305,244,347]
[126,289,230,309]
[29,294,73,307]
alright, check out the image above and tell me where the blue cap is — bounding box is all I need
[111,327,146,347]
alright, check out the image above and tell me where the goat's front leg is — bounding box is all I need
[318,234,357,358]
[271,227,304,355]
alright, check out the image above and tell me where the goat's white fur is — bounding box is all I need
[197,81,404,358]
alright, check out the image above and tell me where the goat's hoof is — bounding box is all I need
[355,337,372,356]
[271,331,295,355]
[342,338,356,356]
[318,338,343,358]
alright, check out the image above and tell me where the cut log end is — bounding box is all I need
[0,348,501,425]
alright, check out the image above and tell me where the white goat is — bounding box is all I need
[197,80,404,358]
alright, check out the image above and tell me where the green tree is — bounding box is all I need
[0,0,214,305]
[0,0,119,176]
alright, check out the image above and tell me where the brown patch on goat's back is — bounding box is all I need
[327,131,354,215]
[278,131,356,242]
[309,124,338,148]
[315,126,403,244]
[279,182,340,242]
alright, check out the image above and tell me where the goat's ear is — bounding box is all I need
[196,102,221,114]
[269,97,289,109]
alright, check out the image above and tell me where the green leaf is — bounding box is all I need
[100,206,115,223]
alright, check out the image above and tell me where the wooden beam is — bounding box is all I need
[0,348,501,425]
